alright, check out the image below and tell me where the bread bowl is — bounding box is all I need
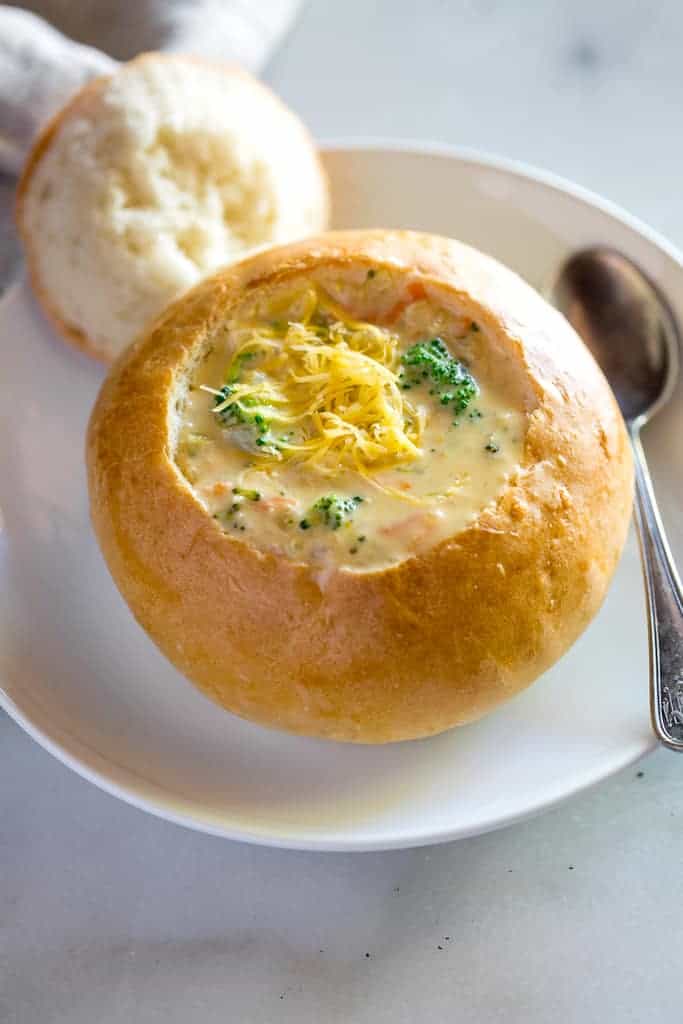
[87,229,634,743]
[16,53,329,361]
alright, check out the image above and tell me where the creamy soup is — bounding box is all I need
[174,269,529,571]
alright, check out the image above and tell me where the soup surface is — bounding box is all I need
[175,269,528,571]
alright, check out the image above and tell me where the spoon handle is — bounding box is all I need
[630,428,683,750]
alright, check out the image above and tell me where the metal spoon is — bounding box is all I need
[553,247,683,751]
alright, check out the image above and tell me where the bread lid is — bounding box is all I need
[17,53,329,361]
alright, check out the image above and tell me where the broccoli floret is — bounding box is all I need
[207,343,284,457]
[226,351,256,383]
[400,338,478,413]
[233,486,261,501]
[212,386,281,455]
[210,350,279,449]
[213,386,263,429]
[300,494,364,531]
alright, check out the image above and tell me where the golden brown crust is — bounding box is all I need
[15,52,330,362]
[87,230,634,742]
[16,74,109,358]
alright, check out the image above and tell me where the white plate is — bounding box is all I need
[2,143,682,852]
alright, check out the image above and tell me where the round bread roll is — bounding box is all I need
[16,53,329,361]
[87,230,633,743]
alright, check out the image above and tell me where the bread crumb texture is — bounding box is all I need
[19,55,329,359]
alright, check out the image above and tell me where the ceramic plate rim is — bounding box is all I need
[323,137,683,273]
[1,140,670,852]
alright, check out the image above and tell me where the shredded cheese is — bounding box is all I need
[205,288,425,477]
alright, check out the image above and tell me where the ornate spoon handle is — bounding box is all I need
[631,428,683,750]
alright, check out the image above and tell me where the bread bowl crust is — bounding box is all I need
[87,229,633,742]
[15,52,330,362]
[16,73,106,357]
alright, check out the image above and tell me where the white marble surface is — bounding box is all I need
[3,1,683,1021]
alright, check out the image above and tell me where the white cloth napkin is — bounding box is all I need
[0,0,303,174]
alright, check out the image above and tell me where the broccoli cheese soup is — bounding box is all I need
[175,268,530,570]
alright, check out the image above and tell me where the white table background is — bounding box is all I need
[3,2,683,1021]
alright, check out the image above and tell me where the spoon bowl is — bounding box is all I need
[553,247,679,425]
[553,246,683,751]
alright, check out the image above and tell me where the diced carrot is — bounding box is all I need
[259,496,297,512]
[379,511,444,552]
[379,511,435,540]
[211,482,230,496]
